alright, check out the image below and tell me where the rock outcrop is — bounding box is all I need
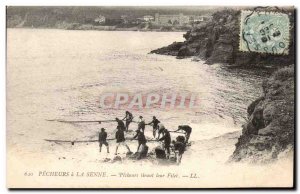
[151,8,295,67]
[230,65,294,163]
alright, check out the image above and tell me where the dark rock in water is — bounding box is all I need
[150,8,294,67]
[128,146,149,160]
[113,156,122,162]
[150,42,184,56]
[230,65,294,163]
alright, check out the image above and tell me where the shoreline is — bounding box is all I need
[7,27,188,33]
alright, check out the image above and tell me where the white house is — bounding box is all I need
[94,15,106,24]
[143,15,154,22]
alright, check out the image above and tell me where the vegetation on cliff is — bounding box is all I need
[151,8,295,67]
[230,65,294,163]
[151,8,295,163]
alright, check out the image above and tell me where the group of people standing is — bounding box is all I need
[98,111,192,164]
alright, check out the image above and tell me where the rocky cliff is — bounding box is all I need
[151,8,295,163]
[151,8,295,67]
[230,65,294,163]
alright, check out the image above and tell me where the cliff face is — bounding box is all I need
[151,9,295,67]
[230,65,294,163]
[151,8,295,163]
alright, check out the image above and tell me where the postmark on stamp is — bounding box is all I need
[239,10,290,55]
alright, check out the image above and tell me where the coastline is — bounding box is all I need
[7,129,294,188]
[7,26,189,32]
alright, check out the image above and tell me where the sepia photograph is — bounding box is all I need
[6,5,295,188]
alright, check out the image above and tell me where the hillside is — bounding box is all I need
[151,8,295,67]
[230,65,294,163]
[6,6,216,30]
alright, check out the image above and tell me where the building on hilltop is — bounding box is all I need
[154,13,189,26]
[94,15,106,24]
[189,15,212,23]
[154,13,211,26]
[143,15,154,22]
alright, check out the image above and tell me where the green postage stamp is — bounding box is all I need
[239,10,290,55]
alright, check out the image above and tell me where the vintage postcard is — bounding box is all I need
[6,6,295,188]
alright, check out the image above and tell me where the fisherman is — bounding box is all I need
[138,116,146,133]
[132,129,147,152]
[175,125,192,143]
[176,135,185,144]
[122,111,133,132]
[115,117,126,132]
[98,128,109,153]
[172,136,186,164]
[115,126,131,155]
[156,123,166,139]
[158,128,171,159]
[147,116,160,138]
